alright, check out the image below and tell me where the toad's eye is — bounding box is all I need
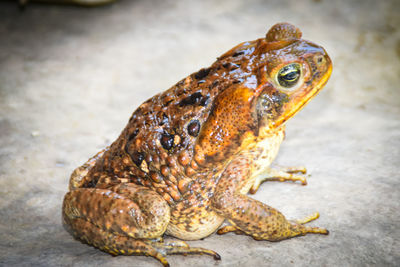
[277,63,301,88]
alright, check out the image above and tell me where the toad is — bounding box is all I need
[63,22,332,266]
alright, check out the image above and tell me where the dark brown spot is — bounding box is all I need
[130,151,145,167]
[86,179,97,188]
[179,92,203,107]
[200,94,210,106]
[194,68,211,80]
[187,120,200,137]
[232,51,244,57]
[160,132,174,150]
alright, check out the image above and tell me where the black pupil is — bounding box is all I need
[278,64,300,88]
[284,71,298,81]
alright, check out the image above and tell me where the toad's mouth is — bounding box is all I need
[272,62,332,128]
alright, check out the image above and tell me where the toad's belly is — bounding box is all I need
[166,210,224,240]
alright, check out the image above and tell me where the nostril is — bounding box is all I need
[316,55,324,64]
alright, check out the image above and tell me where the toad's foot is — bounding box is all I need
[217,212,328,238]
[217,225,245,236]
[250,166,307,194]
[288,212,329,235]
[285,212,329,237]
[156,240,221,261]
[106,238,220,267]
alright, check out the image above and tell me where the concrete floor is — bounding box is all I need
[0,0,399,266]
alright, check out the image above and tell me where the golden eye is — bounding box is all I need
[277,63,301,88]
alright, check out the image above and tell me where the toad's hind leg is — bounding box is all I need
[250,166,308,194]
[65,218,219,267]
[62,183,219,266]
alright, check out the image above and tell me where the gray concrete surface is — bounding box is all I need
[0,0,399,266]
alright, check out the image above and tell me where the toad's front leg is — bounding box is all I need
[250,165,308,194]
[210,157,328,241]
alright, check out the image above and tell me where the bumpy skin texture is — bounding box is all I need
[62,23,332,266]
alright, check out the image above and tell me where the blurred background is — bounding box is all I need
[0,0,399,266]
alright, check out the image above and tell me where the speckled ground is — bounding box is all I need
[0,0,399,266]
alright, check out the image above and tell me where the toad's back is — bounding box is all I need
[69,36,273,205]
